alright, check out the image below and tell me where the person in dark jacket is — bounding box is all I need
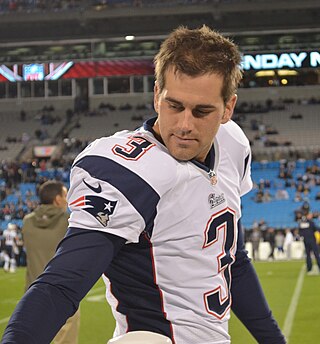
[266,227,276,260]
[298,213,320,275]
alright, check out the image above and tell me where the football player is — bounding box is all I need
[2,223,18,273]
[2,26,286,344]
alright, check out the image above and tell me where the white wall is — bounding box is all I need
[245,241,305,260]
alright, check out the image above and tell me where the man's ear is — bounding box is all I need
[153,82,160,114]
[53,194,60,207]
[221,94,237,124]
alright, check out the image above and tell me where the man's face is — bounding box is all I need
[153,69,237,162]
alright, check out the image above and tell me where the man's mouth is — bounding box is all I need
[172,134,196,143]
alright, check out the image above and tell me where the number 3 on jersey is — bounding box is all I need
[112,136,155,161]
[203,208,237,319]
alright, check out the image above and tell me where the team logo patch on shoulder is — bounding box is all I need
[70,195,118,227]
[208,193,225,209]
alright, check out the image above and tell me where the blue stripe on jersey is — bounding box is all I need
[74,155,160,233]
[106,232,174,342]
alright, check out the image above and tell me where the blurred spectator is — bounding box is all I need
[250,227,261,261]
[266,227,276,260]
[275,188,289,200]
[294,191,303,202]
[258,219,268,232]
[298,213,320,275]
[254,189,264,203]
[262,189,272,202]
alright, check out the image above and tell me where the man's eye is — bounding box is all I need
[193,110,210,117]
[169,103,183,111]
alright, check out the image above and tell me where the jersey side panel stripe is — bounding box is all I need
[242,153,250,180]
[106,233,174,342]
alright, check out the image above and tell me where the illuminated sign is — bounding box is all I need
[33,145,57,158]
[0,59,154,82]
[0,61,73,82]
[23,64,44,81]
[0,52,319,82]
[242,51,320,71]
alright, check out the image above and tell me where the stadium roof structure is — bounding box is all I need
[0,0,319,64]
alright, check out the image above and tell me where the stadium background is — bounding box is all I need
[0,0,320,343]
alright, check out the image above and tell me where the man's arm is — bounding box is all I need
[231,222,286,344]
[1,228,125,344]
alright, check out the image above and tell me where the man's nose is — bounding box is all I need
[178,108,194,133]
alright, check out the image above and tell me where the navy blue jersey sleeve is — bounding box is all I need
[231,222,286,344]
[1,228,125,344]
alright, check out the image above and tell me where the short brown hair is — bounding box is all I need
[39,180,65,205]
[154,25,243,103]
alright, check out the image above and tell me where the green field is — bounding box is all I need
[1,260,319,343]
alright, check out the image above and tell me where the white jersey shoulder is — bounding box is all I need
[216,120,253,197]
[73,128,179,196]
[216,120,250,154]
[68,128,179,242]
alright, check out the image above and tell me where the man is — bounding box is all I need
[250,227,261,261]
[298,213,320,275]
[1,26,285,344]
[266,227,276,260]
[22,180,80,344]
[2,223,18,273]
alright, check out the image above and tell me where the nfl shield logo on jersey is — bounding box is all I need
[208,193,225,209]
[69,195,118,227]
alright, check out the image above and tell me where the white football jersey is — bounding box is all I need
[68,118,252,344]
[3,228,17,246]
